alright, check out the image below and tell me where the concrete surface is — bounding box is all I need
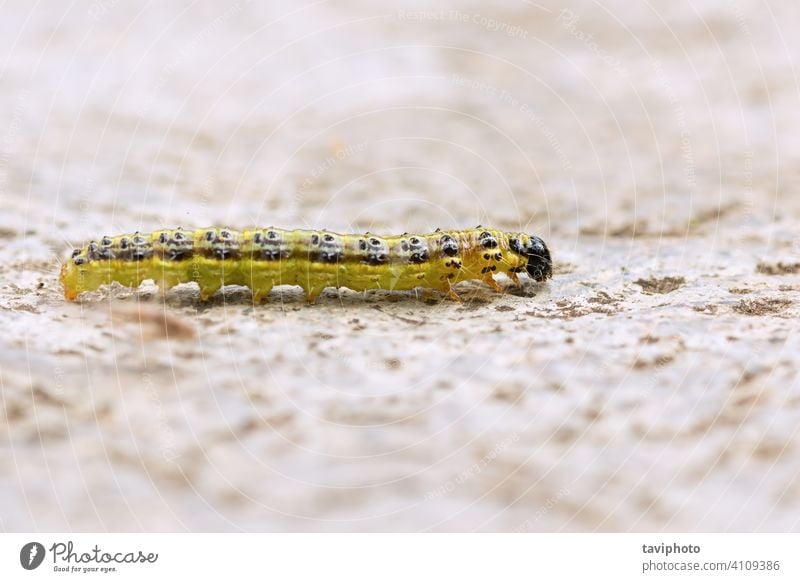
[1,0,799,531]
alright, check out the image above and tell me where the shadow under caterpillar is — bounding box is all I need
[60,227,552,303]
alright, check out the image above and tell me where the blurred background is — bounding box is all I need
[1,0,799,531]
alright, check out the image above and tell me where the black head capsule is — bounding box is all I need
[523,235,553,282]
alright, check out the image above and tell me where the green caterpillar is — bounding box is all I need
[60,226,552,302]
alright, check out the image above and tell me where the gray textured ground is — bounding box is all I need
[1,0,800,531]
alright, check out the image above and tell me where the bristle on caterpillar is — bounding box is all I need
[60,227,552,303]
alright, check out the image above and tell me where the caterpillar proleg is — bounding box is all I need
[60,227,552,302]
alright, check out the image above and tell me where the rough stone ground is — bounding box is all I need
[1,1,799,531]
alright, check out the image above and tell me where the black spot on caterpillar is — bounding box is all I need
[60,227,552,303]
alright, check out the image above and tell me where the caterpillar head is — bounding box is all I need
[510,234,552,282]
[524,235,552,281]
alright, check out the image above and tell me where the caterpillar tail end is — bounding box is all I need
[60,262,79,301]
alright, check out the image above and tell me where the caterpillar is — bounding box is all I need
[60,227,552,302]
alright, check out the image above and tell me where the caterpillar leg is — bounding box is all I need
[194,262,242,301]
[484,275,504,294]
[251,285,274,304]
[508,272,522,287]
[155,282,169,300]
[153,272,182,299]
[198,282,222,302]
[447,287,464,302]
[436,279,463,303]
[304,286,326,304]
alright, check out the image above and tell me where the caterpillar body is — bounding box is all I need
[60,227,552,302]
